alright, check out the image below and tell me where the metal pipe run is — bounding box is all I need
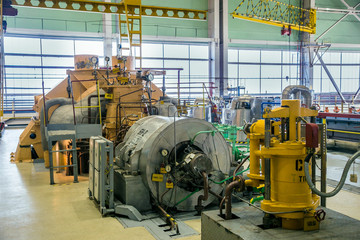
[219,176,245,220]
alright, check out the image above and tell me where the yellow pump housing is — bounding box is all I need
[246,99,320,231]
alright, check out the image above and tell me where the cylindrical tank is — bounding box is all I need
[190,98,211,121]
[154,99,177,117]
[116,116,231,211]
[222,96,252,142]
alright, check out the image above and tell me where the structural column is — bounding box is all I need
[300,0,315,90]
[208,0,228,97]
[103,0,112,66]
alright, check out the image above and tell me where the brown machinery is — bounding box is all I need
[14,55,166,169]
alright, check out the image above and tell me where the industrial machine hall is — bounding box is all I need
[2,0,360,239]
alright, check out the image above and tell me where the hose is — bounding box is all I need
[304,150,360,198]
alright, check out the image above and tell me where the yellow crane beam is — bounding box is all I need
[232,0,316,34]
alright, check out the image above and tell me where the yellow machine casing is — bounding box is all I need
[247,99,320,230]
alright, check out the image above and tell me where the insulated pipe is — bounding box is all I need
[282,85,312,108]
[304,151,360,197]
[40,98,74,150]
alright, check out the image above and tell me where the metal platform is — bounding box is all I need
[201,203,360,240]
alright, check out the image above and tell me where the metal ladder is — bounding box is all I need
[119,0,142,68]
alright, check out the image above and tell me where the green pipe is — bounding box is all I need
[250,195,264,204]
[175,189,200,206]
[210,167,250,185]
[190,130,221,145]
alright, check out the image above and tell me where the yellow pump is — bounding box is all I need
[246,99,320,231]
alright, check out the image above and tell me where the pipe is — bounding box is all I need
[196,172,209,214]
[220,176,245,220]
[40,98,73,150]
[282,85,312,108]
[157,205,179,234]
[233,155,250,179]
[210,167,249,184]
[304,150,360,197]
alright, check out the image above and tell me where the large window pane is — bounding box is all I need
[75,40,104,56]
[239,50,260,62]
[5,56,41,66]
[42,57,74,67]
[143,43,163,58]
[342,52,360,64]
[341,66,359,92]
[42,39,74,55]
[322,52,341,64]
[190,45,209,59]
[262,50,281,63]
[239,65,260,94]
[164,44,189,58]
[4,37,40,54]
[261,65,281,93]
[313,65,322,93]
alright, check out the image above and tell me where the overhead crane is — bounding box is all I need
[232,0,316,34]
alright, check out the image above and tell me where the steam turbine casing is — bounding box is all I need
[115,116,231,211]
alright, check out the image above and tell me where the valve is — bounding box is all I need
[314,209,326,222]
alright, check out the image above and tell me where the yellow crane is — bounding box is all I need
[232,0,316,34]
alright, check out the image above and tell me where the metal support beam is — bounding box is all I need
[103,0,112,66]
[315,2,360,42]
[353,86,360,104]
[316,52,347,104]
[208,0,219,97]
[300,0,315,89]
[218,0,228,97]
[315,13,349,42]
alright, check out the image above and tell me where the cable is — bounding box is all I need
[304,150,360,198]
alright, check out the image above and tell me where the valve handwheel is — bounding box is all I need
[314,209,326,222]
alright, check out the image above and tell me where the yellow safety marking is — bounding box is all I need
[327,129,360,135]
[105,93,113,99]
[152,174,164,182]
[160,167,167,174]
[166,181,174,189]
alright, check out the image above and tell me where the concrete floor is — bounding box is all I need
[1,128,360,239]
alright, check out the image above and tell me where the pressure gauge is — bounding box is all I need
[161,149,169,157]
[146,73,154,82]
[91,56,98,65]
[165,165,172,173]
